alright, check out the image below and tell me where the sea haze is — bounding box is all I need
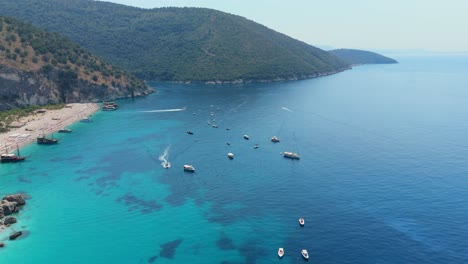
[1,55,467,263]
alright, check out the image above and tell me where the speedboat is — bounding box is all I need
[278,248,284,258]
[163,162,171,169]
[299,217,305,226]
[227,153,234,159]
[243,135,249,140]
[301,249,309,260]
[283,152,300,159]
[271,136,280,143]
[183,164,195,172]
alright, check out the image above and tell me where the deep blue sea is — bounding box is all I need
[1,55,468,263]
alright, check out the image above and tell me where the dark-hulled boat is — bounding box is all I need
[1,145,29,163]
[37,135,59,144]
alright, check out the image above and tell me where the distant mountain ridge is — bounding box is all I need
[329,49,398,65]
[0,0,350,82]
[0,16,153,110]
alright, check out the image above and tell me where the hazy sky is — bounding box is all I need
[103,0,467,52]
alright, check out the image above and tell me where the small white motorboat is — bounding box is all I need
[301,249,309,260]
[271,136,280,142]
[243,135,249,140]
[254,144,259,149]
[283,151,300,159]
[299,217,305,226]
[183,164,195,172]
[58,128,72,133]
[227,153,234,159]
[278,247,284,258]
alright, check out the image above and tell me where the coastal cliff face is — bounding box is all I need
[0,65,153,110]
[0,16,154,110]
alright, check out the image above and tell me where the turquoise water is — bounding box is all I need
[1,55,468,263]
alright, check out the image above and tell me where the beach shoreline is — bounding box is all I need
[0,103,99,152]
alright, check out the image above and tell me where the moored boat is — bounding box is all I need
[37,135,59,144]
[102,104,117,111]
[243,135,249,140]
[80,116,92,123]
[58,128,72,133]
[183,164,195,172]
[227,153,234,159]
[278,248,284,258]
[1,145,29,163]
[301,249,309,260]
[187,131,194,135]
[283,151,300,159]
[299,217,305,226]
[103,102,118,108]
[271,136,280,142]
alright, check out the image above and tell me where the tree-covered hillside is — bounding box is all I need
[0,0,350,82]
[329,49,398,65]
[0,16,153,109]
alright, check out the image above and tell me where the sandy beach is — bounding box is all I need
[0,103,99,152]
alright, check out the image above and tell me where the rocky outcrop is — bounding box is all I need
[0,193,28,247]
[0,193,26,219]
[0,200,17,217]
[3,216,17,225]
[2,194,26,206]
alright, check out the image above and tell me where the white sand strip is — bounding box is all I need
[0,103,99,151]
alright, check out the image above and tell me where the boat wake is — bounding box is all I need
[281,106,293,112]
[159,145,171,169]
[140,107,186,113]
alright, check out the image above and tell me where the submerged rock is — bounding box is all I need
[9,231,22,240]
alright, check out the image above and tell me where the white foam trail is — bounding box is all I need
[281,106,293,112]
[158,145,171,168]
[140,107,186,113]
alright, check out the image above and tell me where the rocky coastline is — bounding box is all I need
[0,193,28,248]
[172,67,352,85]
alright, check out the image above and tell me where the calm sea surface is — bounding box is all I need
[1,55,468,263]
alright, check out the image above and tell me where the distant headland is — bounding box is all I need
[329,49,398,65]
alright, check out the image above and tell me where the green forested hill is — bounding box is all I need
[329,49,398,65]
[0,16,153,110]
[0,0,349,82]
